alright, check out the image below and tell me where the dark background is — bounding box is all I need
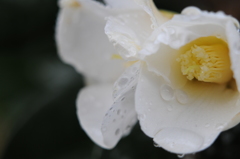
[1,0,240,159]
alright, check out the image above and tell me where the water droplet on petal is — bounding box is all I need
[138,114,145,120]
[117,110,121,115]
[216,123,225,130]
[153,141,160,147]
[177,154,185,158]
[115,129,120,135]
[154,128,203,153]
[205,123,210,128]
[175,90,189,104]
[160,84,174,101]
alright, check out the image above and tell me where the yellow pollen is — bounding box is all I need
[69,0,81,7]
[177,36,232,84]
[111,54,122,60]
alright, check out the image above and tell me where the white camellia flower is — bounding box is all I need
[56,0,240,155]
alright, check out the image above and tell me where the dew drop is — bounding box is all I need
[160,84,174,101]
[138,114,145,120]
[115,129,120,135]
[117,110,121,115]
[177,154,185,158]
[175,90,189,104]
[205,123,210,128]
[153,142,160,147]
[118,78,128,87]
[216,123,225,130]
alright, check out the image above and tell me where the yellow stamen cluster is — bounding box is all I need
[177,36,232,84]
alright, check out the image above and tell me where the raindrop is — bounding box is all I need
[216,123,225,130]
[121,97,125,101]
[153,142,160,147]
[175,90,189,104]
[115,129,120,135]
[177,154,185,158]
[160,84,174,101]
[205,123,210,128]
[117,110,121,115]
[138,114,145,120]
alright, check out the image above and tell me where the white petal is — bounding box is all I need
[133,0,169,28]
[143,43,187,88]
[76,84,113,149]
[135,67,240,154]
[113,61,142,99]
[226,21,240,92]
[101,89,138,148]
[56,0,125,82]
[105,10,152,60]
[104,0,140,9]
[100,62,141,147]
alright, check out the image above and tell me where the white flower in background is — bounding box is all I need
[56,0,240,155]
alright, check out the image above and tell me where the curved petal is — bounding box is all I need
[143,43,187,88]
[113,61,142,99]
[101,62,141,147]
[56,0,125,82]
[155,7,238,50]
[76,84,113,149]
[227,21,240,92]
[101,89,138,148]
[104,0,140,9]
[105,10,152,60]
[135,67,240,154]
[133,0,169,28]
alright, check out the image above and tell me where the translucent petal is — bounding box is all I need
[76,84,113,149]
[104,0,140,9]
[101,89,138,148]
[56,0,125,82]
[113,61,141,99]
[100,62,141,147]
[133,0,169,28]
[105,10,152,60]
[135,67,240,154]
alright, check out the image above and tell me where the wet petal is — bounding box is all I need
[113,61,142,99]
[135,67,240,154]
[104,0,140,9]
[105,10,152,60]
[76,84,113,149]
[133,0,169,28]
[100,62,141,147]
[56,0,124,82]
[101,89,138,148]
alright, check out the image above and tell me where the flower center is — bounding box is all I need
[177,36,232,84]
